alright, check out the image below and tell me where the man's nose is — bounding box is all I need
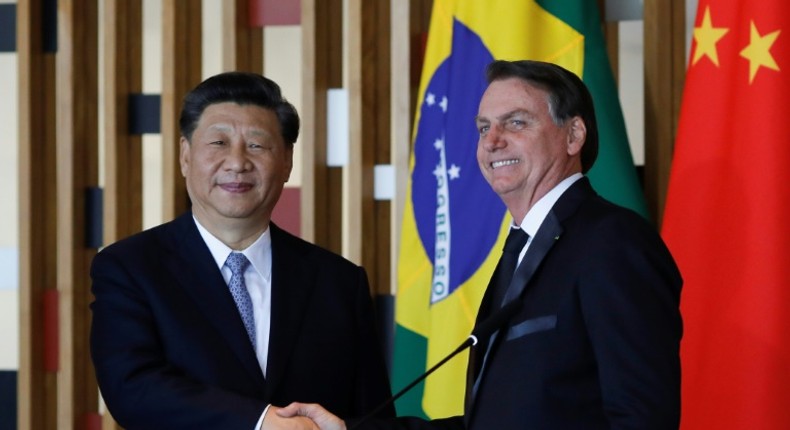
[224,142,251,171]
[481,126,505,151]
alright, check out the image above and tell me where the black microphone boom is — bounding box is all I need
[349,300,521,430]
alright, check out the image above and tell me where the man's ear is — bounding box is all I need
[283,146,294,183]
[566,117,586,156]
[179,137,190,177]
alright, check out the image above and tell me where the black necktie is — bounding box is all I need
[466,227,529,411]
[489,228,529,314]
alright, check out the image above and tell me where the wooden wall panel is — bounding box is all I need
[644,0,686,225]
[345,0,373,266]
[386,0,432,295]
[389,1,411,295]
[346,0,392,293]
[388,0,432,295]
[300,0,320,244]
[372,0,393,296]
[17,0,58,428]
[300,0,343,249]
[222,0,264,74]
[161,0,202,221]
[55,0,100,428]
[103,0,143,248]
[102,3,143,428]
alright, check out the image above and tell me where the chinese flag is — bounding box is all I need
[662,1,790,429]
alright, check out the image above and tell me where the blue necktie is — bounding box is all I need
[225,252,256,348]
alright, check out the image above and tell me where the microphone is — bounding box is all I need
[349,299,521,430]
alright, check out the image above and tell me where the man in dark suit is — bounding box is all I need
[277,60,682,429]
[89,72,394,430]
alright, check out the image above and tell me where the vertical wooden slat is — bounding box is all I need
[104,0,143,247]
[374,0,392,295]
[222,0,264,74]
[345,0,366,264]
[301,0,343,248]
[390,0,410,295]
[388,0,432,296]
[161,0,202,221]
[17,0,58,428]
[343,0,392,289]
[345,0,391,280]
[644,0,686,224]
[102,1,143,428]
[300,0,321,243]
[56,0,100,428]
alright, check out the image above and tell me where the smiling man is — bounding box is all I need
[279,60,683,430]
[89,72,394,430]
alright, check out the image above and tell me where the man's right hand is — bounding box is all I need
[263,405,321,430]
[276,402,347,430]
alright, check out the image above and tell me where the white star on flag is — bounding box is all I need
[448,164,461,179]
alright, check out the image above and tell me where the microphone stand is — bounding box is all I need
[349,300,521,430]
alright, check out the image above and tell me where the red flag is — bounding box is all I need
[662,1,790,428]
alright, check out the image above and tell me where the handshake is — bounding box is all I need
[259,300,523,430]
[263,403,348,430]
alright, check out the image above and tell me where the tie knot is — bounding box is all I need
[225,252,251,275]
[503,228,529,254]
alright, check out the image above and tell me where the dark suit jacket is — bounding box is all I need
[355,177,681,430]
[90,213,394,429]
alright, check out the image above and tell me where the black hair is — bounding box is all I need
[485,60,599,173]
[179,71,300,147]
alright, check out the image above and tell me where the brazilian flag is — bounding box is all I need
[393,0,647,419]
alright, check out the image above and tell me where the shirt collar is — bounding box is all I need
[193,216,272,282]
[518,173,583,236]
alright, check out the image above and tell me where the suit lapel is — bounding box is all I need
[163,213,265,384]
[502,211,563,305]
[264,224,318,399]
[504,177,594,306]
[467,178,595,418]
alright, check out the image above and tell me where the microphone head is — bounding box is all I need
[471,299,521,339]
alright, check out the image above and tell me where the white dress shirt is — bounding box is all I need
[193,217,273,429]
[193,217,273,377]
[514,173,583,264]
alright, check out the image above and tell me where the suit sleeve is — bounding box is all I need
[89,249,266,430]
[579,215,682,429]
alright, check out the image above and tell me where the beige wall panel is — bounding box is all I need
[265,26,303,188]
[143,0,164,229]
[0,290,19,368]
[0,53,18,248]
[0,50,18,364]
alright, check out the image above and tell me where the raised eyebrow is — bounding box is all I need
[207,123,233,133]
[497,109,529,122]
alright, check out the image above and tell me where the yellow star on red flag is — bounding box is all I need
[740,20,781,84]
[692,6,729,66]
